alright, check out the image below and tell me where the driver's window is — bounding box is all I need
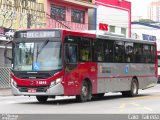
[65,44,77,64]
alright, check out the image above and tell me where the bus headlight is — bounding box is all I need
[50,78,62,88]
[11,78,17,87]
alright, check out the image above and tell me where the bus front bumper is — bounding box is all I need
[11,83,64,96]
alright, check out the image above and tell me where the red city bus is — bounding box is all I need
[5,29,158,102]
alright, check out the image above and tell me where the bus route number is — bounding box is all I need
[36,81,47,85]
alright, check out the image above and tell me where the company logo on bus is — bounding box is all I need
[30,81,34,86]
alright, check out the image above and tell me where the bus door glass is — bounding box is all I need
[64,43,79,95]
[64,35,80,72]
[65,44,78,63]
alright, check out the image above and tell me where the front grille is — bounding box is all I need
[11,69,62,79]
[18,86,48,92]
[16,73,51,79]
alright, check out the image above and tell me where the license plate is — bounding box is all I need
[28,88,37,93]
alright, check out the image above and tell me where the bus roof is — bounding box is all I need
[16,28,156,45]
[81,30,156,45]
[87,30,155,44]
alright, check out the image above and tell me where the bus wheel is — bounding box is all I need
[36,96,48,103]
[76,80,90,102]
[122,79,138,97]
[158,77,160,83]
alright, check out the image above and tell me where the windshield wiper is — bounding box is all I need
[36,40,49,62]
[38,40,49,55]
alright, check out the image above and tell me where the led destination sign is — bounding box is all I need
[15,30,60,38]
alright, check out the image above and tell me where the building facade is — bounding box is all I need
[89,0,131,37]
[0,0,46,67]
[46,0,96,30]
[149,0,160,22]
[0,0,46,30]
[131,22,159,50]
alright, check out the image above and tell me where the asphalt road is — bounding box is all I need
[0,84,160,114]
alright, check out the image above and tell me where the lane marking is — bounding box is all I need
[143,107,153,112]
[119,103,126,109]
[115,102,153,112]
[130,102,140,107]
[131,95,160,100]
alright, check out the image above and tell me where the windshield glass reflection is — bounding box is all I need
[14,41,62,71]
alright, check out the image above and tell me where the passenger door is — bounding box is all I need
[64,43,79,95]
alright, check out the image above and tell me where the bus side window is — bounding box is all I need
[134,43,142,63]
[93,39,104,62]
[143,44,153,63]
[104,41,114,62]
[151,45,156,63]
[79,37,92,62]
[114,41,125,63]
[125,42,133,63]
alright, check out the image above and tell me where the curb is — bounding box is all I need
[0,88,12,96]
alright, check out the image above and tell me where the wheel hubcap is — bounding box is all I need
[132,82,137,94]
[82,85,87,97]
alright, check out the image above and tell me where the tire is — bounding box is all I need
[36,96,48,103]
[76,80,91,102]
[122,79,138,97]
[158,77,160,83]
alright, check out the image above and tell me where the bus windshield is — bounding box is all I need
[13,41,62,71]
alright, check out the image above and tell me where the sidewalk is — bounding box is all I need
[0,88,12,96]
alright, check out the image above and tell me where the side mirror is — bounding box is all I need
[4,41,13,62]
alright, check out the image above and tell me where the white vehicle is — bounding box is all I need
[5,30,15,39]
[0,33,7,41]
